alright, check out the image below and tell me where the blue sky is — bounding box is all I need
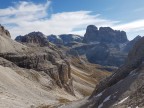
[0,0,144,40]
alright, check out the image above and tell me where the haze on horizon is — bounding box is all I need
[0,0,144,40]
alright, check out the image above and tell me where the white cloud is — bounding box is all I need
[0,0,118,39]
[113,20,144,39]
[113,19,144,31]
[0,0,144,40]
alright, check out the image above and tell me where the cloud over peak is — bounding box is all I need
[0,1,118,38]
[0,0,144,40]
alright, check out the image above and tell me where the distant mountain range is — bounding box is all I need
[16,25,141,67]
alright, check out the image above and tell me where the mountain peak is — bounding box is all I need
[15,31,49,47]
[83,25,128,43]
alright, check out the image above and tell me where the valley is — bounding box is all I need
[0,23,144,108]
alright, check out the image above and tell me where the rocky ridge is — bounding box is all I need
[47,34,83,46]
[81,36,144,108]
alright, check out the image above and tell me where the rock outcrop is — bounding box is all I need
[83,25,128,43]
[1,26,74,95]
[82,36,144,108]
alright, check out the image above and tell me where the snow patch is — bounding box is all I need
[129,70,138,76]
[94,92,103,98]
[55,35,61,39]
[94,90,106,99]
[98,95,111,108]
[114,96,129,106]
[103,95,111,103]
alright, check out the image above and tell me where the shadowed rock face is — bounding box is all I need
[1,25,74,95]
[83,25,128,43]
[15,32,49,47]
[69,42,127,67]
[83,36,144,108]
[47,34,63,45]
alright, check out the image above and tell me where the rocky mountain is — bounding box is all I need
[83,25,128,44]
[15,32,49,47]
[67,25,142,67]
[0,25,110,108]
[67,25,130,67]
[78,36,144,108]
[47,34,83,46]
[15,27,141,68]
[14,33,75,95]
[0,25,75,107]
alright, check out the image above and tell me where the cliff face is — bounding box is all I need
[83,36,144,108]
[83,25,128,43]
[0,25,74,95]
